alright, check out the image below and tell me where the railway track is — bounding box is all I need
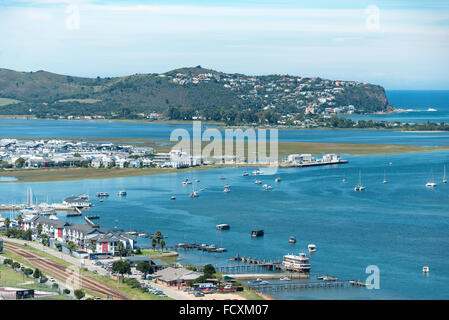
[4,242,129,300]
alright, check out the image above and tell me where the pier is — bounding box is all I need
[249,279,367,292]
[171,243,227,253]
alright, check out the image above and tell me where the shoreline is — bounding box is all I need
[1,116,449,132]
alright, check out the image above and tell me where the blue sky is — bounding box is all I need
[1,0,448,89]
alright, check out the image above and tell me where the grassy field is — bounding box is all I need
[0,166,223,183]
[0,97,21,106]
[0,263,60,292]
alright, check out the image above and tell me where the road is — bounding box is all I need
[3,242,128,300]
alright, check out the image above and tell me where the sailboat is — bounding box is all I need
[426,169,436,187]
[443,165,447,184]
[354,170,365,191]
[383,169,387,184]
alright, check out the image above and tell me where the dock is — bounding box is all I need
[171,243,227,253]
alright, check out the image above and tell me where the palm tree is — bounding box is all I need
[151,238,157,251]
[160,240,165,252]
[36,223,43,236]
[117,241,124,259]
[17,214,23,227]
[4,217,10,229]
[155,231,163,246]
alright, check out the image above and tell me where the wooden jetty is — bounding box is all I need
[172,243,227,253]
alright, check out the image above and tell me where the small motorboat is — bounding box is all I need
[275,177,281,182]
[280,277,291,281]
[195,179,200,183]
[242,172,249,176]
[289,236,296,244]
[118,190,127,196]
[308,244,317,253]
[224,184,231,189]
[170,196,176,200]
[182,179,192,185]
[423,266,430,273]
[223,188,231,193]
[219,176,226,180]
[254,180,262,185]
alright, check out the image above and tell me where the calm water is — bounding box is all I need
[1,151,449,300]
[1,90,449,299]
[1,119,449,146]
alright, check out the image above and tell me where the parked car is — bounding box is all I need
[93,296,101,300]
[158,294,167,297]
[48,277,55,283]
[194,291,204,297]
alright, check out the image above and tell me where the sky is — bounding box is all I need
[0,0,448,89]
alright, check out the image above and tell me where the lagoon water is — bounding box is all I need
[1,90,449,299]
[1,151,449,299]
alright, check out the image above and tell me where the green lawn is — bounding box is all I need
[0,264,60,294]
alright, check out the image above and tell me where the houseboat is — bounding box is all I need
[251,229,264,237]
[282,252,311,272]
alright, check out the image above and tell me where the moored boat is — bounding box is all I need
[282,252,311,272]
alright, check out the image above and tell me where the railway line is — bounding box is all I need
[3,242,128,300]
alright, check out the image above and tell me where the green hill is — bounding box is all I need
[0,66,391,123]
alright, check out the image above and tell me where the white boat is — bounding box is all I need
[354,170,365,191]
[282,253,311,272]
[443,165,447,183]
[170,196,176,200]
[223,184,231,189]
[252,170,263,175]
[195,179,200,183]
[426,169,436,187]
[342,177,346,183]
[280,277,291,281]
[423,266,430,273]
[308,244,317,253]
[427,108,437,112]
[242,172,249,176]
[118,191,127,196]
[182,179,192,185]
[96,192,109,197]
[254,180,262,185]
[275,177,281,182]
[193,191,199,197]
[289,236,296,244]
[383,169,387,184]
[216,224,230,231]
[223,187,231,193]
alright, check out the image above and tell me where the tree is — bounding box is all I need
[74,289,85,300]
[203,264,216,277]
[89,239,96,253]
[117,241,125,259]
[151,239,157,251]
[160,240,165,252]
[63,288,71,295]
[17,214,23,226]
[4,217,10,229]
[36,223,43,236]
[33,268,41,279]
[111,260,131,280]
[0,245,3,253]
[24,268,33,276]
[66,241,77,252]
[14,157,25,168]
[136,262,153,278]
[41,234,50,246]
